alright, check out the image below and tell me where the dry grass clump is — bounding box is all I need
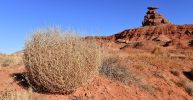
[177,78,193,96]
[0,52,23,67]
[23,29,101,94]
[132,42,143,48]
[0,90,31,100]
[185,51,193,60]
[100,55,130,84]
[0,76,34,100]
[151,46,168,57]
[184,83,193,96]
[100,54,154,93]
[0,58,13,67]
[170,69,180,76]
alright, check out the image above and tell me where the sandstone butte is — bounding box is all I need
[86,6,193,50]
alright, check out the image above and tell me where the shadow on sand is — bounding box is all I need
[10,72,74,95]
[11,72,31,90]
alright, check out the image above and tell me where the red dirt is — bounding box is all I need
[1,49,193,100]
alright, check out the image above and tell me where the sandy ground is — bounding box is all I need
[0,49,193,100]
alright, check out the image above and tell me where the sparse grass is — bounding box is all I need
[177,78,193,96]
[0,76,34,100]
[184,83,193,96]
[0,52,23,67]
[23,28,102,94]
[185,51,193,60]
[0,90,31,100]
[151,47,163,56]
[151,46,170,58]
[0,89,44,100]
[168,50,193,60]
[132,42,143,48]
[0,58,13,67]
[100,54,154,93]
[100,55,132,84]
[171,69,180,76]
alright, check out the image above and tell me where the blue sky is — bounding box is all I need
[0,0,193,54]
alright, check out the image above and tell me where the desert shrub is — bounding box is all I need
[0,76,35,100]
[100,55,134,84]
[151,47,163,56]
[184,84,193,96]
[100,55,154,93]
[151,46,170,58]
[170,69,180,76]
[132,42,143,48]
[23,29,101,94]
[0,52,23,67]
[0,58,13,67]
[177,79,193,96]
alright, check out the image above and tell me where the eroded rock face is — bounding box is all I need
[86,24,193,49]
[107,7,193,49]
[142,6,171,26]
[111,24,193,48]
[85,7,193,49]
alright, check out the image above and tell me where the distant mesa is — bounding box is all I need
[142,6,172,26]
[86,6,193,49]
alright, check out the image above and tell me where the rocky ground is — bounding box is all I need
[0,47,193,100]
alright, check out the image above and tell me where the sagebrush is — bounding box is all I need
[23,29,102,93]
[100,54,154,93]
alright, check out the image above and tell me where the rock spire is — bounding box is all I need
[142,6,171,26]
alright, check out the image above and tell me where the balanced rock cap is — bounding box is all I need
[142,6,172,26]
[147,6,159,10]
